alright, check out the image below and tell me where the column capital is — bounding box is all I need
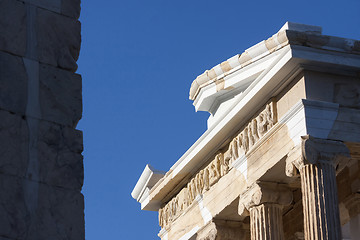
[290,136,345,240]
[286,135,350,177]
[238,182,292,217]
[196,220,249,240]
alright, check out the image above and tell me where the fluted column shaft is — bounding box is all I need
[286,136,351,240]
[249,203,284,240]
[300,161,341,240]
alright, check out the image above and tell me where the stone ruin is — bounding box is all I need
[133,22,360,240]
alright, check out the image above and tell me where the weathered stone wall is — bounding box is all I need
[0,0,83,239]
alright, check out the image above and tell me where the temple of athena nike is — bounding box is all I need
[132,22,360,240]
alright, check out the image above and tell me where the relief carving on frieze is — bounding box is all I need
[159,100,277,228]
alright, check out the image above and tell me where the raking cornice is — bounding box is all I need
[189,22,360,102]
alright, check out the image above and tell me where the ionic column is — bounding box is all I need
[238,182,292,240]
[286,135,350,240]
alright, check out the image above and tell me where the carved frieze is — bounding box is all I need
[159,100,277,229]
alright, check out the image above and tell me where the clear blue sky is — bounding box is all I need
[77,0,360,239]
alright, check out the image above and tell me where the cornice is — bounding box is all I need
[131,164,165,209]
[189,22,360,101]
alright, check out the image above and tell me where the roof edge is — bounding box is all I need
[189,22,360,101]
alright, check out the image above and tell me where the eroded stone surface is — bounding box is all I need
[0,110,83,190]
[61,0,81,19]
[22,0,61,14]
[37,8,81,71]
[0,0,26,56]
[0,52,28,114]
[38,120,84,190]
[0,174,27,239]
[0,174,84,240]
[0,110,28,177]
[0,0,83,239]
[39,63,82,127]
[0,237,16,240]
